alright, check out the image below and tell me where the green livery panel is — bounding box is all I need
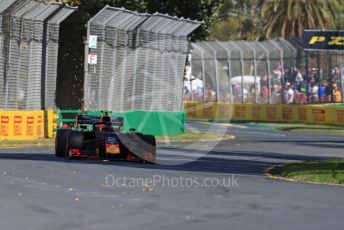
[58,110,185,137]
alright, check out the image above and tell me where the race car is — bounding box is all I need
[55,112,156,163]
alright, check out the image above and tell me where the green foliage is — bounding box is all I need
[57,0,221,40]
[209,0,265,41]
[261,0,341,39]
[48,0,344,41]
[209,0,344,41]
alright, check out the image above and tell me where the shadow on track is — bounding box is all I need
[0,147,330,176]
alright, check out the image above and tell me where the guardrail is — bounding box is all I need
[0,110,58,141]
[184,102,344,126]
[0,110,44,140]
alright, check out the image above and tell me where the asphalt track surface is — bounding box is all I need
[0,122,344,230]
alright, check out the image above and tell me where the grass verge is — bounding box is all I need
[276,160,344,185]
[247,122,344,136]
[156,130,235,142]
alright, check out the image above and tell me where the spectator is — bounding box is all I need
[295,82,308,104]
[307,68,319,85]
[284,82,294,104]
[285,68,293,84]
[273,65,282,83]
[249,85,256,103]
[331,67,341,86]
[259,75,270,103]
[325,81,334,103]
[309,81,319,103]
[206,86,217,102]
[294,68,303,88]
[319,81,327,103]
[333,84,342,103]
[299,82,307,94]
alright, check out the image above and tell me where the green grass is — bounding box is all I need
[156,130,234,142]
[318,103,344,108]
[247,122,344,136]
[276,123,344,135]
[280,160,344,185]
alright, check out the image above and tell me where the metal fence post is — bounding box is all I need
[269,40,285,103]
[340,51,344,103]
[281,39,297,70]
[318,52,324,102]
[230,41,245,103]
[243,41,258,104]
[257,42,272,104]
[189,52,194,102]
[192,43,206,102]
[217,41,232,103]
[329,51,332,79]
[203,42,219,102]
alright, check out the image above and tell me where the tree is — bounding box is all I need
[261,0,341,39]
[208,0,265,41]
[58,0,221,40]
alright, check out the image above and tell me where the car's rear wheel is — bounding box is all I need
[55,129,71,157]
[118,133,156,163]
[141,135,157,163]
[69,131,84,149]
[117,134,130,159]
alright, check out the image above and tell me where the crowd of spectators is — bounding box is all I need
[283,67,343,104]
[184,65,343,104]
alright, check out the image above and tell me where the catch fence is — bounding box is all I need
[0,0,76,110]
[84,6,202,112]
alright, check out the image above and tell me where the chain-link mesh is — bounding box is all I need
[5,0,39,109]
[0,0,76,110]
[0,0,22,109]
[190,40,298,104]
[84,6,202,112]
[45,5,76,109]
[0,0,16,107]
[191,40,344,104]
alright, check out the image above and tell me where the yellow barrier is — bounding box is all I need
[0,110,45,141]
[184,102,344,126]
[45,110,58,138]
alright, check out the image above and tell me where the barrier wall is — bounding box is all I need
[184,102,344,126]
[0,110,45,141]
[58,110,185,137]
[45,110,58,139]
[3,104,343,141]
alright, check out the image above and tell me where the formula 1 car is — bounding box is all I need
[55,112,156,163]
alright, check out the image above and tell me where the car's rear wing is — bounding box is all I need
[57,110,125,130]
[77,115,101,125]
[111,117,124,128]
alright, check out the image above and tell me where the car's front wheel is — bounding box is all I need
[55,129,71,158]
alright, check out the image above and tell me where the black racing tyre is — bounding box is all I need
[117,134,130,159]
[140,135,157,163]
[99,140,107,159]
[69,131,84,149]
[118,133,156,162]
[55,129,71,158]
[142,135,156,151]
[140,135,157,155]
